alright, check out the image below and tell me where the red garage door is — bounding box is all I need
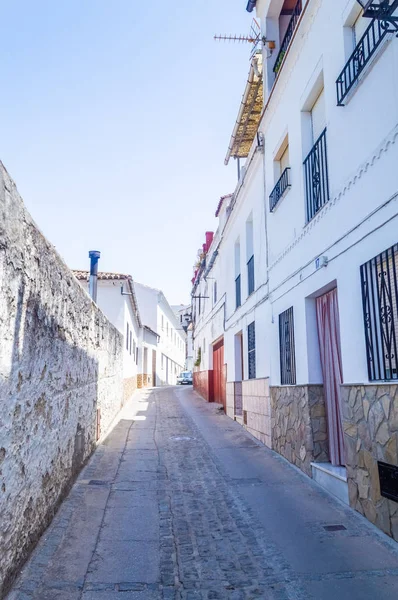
[213,338,226,411]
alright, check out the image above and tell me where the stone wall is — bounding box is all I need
[341,384,398,541]
[270,385,328,476]
[0,163,123,596]
[123,376,137,404]
[226,382,235,418]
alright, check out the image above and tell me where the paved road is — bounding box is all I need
[7,386,398,600]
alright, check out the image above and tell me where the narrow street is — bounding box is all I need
[8,387,398,600]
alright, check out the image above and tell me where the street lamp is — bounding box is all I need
[356,0,398,31]
[357,0,397,14]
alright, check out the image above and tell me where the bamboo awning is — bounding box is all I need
[224,53,263,165]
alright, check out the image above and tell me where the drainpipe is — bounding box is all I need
[88,250,100,302]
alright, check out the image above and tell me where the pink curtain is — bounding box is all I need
[316,288,345,466]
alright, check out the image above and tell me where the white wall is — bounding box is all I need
[135,283,185,385]
[82,280,141,381]
[192,0,398,391]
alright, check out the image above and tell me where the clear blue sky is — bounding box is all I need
[0,0,252,305]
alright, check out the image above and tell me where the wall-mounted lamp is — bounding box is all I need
[357,0,398,32]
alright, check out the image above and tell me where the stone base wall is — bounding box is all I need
[270,385,328,476]
[226,382,235,418]
[0,163,123,597]
[241,379,271,447]
[123,376,137,404]
[225,379,271,447]
[193,370,214,402]
[137,374,143,389]
[341,384,398,541]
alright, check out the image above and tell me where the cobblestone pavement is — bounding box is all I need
[6,386,398,600]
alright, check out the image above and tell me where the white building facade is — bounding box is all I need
[135,283,186,385]
[73,271,143,401]
[171,304,192,370]
[192,0,398,541]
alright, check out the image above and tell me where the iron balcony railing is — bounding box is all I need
[303,128,330,222]
[336,18,388,106]
[269,167,291,212]
[247,255,255,296]
[273,0,302,75]
[235,274,241,309]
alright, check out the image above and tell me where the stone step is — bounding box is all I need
[311,462,349,505]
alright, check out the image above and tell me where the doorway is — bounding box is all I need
[234,332,243,416]
[316,288,345,466]
[213,338,226,411]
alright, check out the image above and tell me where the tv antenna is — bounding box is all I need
[214,19,266,58]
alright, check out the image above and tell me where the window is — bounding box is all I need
[133,340,136,362]
[279,307,296,385]
[247,322,256,380]
[360,243,398,381]
[273,0,303,75]
[166,322,169,336]
[304,89,329,221]
[126,322,129,350]
[353,10,368,46]
[162,315,164,330]
[235,239,241,309]
[129,331,132,355]
[213,281,217,304]
[311,89,326,143]
[161,354,164,369]
[270,137,291,212]
[136,347,139,364]
[336,13,388,106]
[246,217,254,296]
[247,256,255,296]
[235,275,241,309]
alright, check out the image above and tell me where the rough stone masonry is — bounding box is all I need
[0,162,123,597]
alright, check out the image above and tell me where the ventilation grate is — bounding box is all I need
[323,525,346,532]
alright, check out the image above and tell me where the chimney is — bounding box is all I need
[205,231,214,251]
[88,250,100,302]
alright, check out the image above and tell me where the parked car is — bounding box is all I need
[177,371,193,385]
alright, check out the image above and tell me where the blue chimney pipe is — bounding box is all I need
[88,250,100,302]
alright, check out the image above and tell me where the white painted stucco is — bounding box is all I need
[192,0,398,391]
[135,283,186,385]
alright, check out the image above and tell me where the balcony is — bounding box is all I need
[247,256,255,296]
[269,168,291,212]
[336,18,389,106]
[303,128,330,222]
[273,0,303,75]
[235,274,241,309]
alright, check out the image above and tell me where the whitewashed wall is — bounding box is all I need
[193,0,398,391]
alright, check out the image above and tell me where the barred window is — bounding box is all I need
[248,321,256,380]
[279,307,296,385]
[126,322,129,350]
[247,255,255,296]
[360,243,398,381]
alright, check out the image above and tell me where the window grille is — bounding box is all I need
[360,243,398,381]
[279,307,296,385]
[248,321,256,380]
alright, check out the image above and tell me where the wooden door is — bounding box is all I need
[213,339,226,410]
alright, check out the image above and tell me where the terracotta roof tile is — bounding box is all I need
[73,270,129,281]
[215,194,233,217]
